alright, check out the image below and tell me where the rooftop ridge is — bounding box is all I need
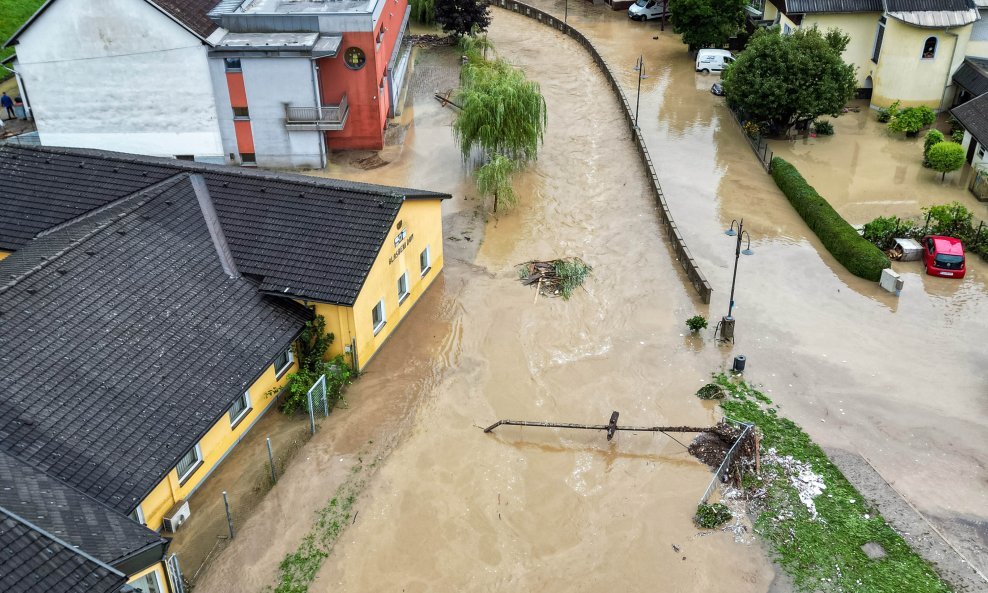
[0,174,190,295]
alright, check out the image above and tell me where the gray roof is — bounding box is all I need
[0,174,312,514]
[0,507,127,593]
[952,57,988,96]
[0,145,450,305]
[951,92,988,146]
[884,0,975,10]
[784,0,882,12]
[0,450,165,567]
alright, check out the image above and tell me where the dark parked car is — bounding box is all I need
[710,83,725,96]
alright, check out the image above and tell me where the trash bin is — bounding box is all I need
[732,355,746,373]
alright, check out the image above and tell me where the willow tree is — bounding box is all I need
[453,58,547,163]
[410,0,435,24]
[476,154,517,213]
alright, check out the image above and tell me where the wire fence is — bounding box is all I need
[724,105,773,172]
[698,417,755,504]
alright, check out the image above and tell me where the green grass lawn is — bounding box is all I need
[0,0,46,65]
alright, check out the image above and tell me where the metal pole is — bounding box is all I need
[635,55,643,130]
[222,491,235,539]
[564,0,568,25]
[266,437,277,484]
[728,220,742,319]
[307,391,316,435]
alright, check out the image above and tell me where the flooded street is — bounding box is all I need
[195,4,987,592]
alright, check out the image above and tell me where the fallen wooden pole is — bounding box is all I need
[483,411,712,441]
[433,93,463,110]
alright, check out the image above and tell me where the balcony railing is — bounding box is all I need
[284,95,349,131]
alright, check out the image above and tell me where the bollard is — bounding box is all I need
[266,437,277,484]
[733,355,746,373]
[222,491,235,539]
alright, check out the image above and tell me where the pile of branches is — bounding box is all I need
[410,34,456,48]
[688,422,759,486]
[517,257,591,300]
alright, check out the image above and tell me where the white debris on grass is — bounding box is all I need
[720,487,757,543]
[763,447,827,518]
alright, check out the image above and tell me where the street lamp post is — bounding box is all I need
[720,218,753,341]
[564,0,569,25]
[633,55,646,129]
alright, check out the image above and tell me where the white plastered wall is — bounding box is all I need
[12,0,223,158]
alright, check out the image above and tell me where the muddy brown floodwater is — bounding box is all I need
[195,6,988,593]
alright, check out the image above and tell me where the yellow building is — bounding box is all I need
[0,144,448,592]
[752,0,981,110]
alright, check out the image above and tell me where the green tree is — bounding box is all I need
[453,58,547,162]
[476,154,517,213]
[669,0,746,52]
[722,27,856,135]
[927,142,965,181]
[923,129,944,166]
[435,0,491,37]
[410,0,435,24]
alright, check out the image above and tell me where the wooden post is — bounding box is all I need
[753,432,761,474]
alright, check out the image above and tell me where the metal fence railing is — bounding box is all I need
[698,417,755,504]
[725,106,773,172]
[492,0,713,304]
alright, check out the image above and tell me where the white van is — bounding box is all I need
[628,0,668,21]
[695,49,735,73]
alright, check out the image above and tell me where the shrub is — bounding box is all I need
[696,383,726,400]
[694,503,732,529]
[923,129,944,167]
[686,315,708,332]
[916,105,937,127]
[952,129,965,143]
[812,119,834,135]
[862,216,916,250]
[923,201,973,235]
[771,157,890,281]
[876,100,899,123]
[927,142,965,180]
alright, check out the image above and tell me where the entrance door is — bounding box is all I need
[967,138,978,164]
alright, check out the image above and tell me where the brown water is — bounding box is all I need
[523,0,988,576]
[195,6,988,592]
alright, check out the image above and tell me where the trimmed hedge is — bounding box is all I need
[771,157,890,281]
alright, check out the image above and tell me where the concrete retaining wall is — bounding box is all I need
[493,0,713,303]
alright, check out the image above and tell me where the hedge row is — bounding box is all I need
[771,157,890,281]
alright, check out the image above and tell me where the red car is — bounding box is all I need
[921,235,966,278]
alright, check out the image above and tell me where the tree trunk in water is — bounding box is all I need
[494,192,499,213]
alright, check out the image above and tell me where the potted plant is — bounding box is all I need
[686,315,708,333]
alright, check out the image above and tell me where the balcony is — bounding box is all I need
[284,95,348,131]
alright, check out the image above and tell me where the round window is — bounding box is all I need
[344,47,366,70]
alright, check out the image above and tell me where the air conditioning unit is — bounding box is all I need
[163,499,192,533]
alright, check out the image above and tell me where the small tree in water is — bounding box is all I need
[476,154,517,213]
[927,142,965,181]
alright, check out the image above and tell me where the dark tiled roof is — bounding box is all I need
[784,0,882,12]
[0,146,450,305]
[5,0,220,47]
[0,175,311,514]
[885,0,975,10]
[952,58,988,97]
[0,450,165,567]
[0,508,127,593]
[951,93,988,147]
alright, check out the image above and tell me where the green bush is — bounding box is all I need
[812,119,834,135]
[696,383,726,400]
[694,503,732,529]
[952,129,965,143]
[876,100,899,123]
[862,216,915,250]
[685,315,708,332]
[922,129,944,167]
[888,105,936,135]
[771,157,890,281]
[927,141,965,180]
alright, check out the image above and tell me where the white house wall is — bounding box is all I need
[238,57,324,168]
[208,58,239,164]
[12,0,223,159]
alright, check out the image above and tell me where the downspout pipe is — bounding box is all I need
[940,27,960,112]
[311,59,327,168]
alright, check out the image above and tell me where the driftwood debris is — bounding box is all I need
[483,411,713,442]
[518,257,591,300]
[434,91,462,110]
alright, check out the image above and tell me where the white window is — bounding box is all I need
[922,36,937,60]
[128,505,145,525]
[274,347,294,377]
[130,570,163,593]
[372,299,386,334]
[228,391,251,426]
[175,444,202,483]
[397,272,410,304]
[419,246,431,276]
[782,23,792,35]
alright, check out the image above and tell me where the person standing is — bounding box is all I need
[1,92,15,119]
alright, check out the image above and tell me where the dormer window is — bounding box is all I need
[922,37,937,60]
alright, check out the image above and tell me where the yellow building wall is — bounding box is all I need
[137,351,298,531]
[762,0,779,22]
[872,19,971,109]
[311,301,356,363]
[805,13,882,87]
[127,562,170,593]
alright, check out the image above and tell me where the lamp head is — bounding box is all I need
[742,248,754,256]
[725,228,737,236]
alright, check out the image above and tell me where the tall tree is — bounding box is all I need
[669,0,746,52]
[722,27,856,135]
[436,0,491,37]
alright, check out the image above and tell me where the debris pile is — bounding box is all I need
[762,448,826,518]
[517,257,592,300]
[410,34,456,48]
